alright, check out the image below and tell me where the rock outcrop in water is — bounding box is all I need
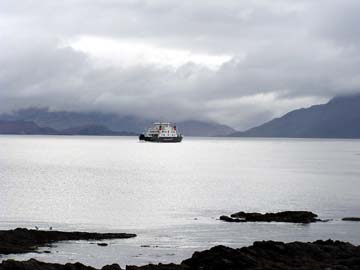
[0,228,136,255]
[220,211,321,223]
[343,217,360,221]
[1,240,360,270]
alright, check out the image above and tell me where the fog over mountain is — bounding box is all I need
[0,108,236,136]
[231,94,360,138]
[1,1,360,130]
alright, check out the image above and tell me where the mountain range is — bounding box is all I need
[0,108,236,136]
[231,94,360,138]
[0,120,137,136]
[1,94,359,138]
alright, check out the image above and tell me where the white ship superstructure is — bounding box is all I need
[139,122,183,142]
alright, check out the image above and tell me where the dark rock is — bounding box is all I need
[343,217,360,221]
[219,215,245,222]
[2,240,360,270]
[0,259,120,270]
[101,264,122,270]
[97,243,108,247]
[126,263,185,270]
[127,240,360,270]
[221,211,320,223]
[0,228,136,255]
[0,259,97,270]
[140,245,159,248]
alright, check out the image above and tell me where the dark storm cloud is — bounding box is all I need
[1,0,360,129]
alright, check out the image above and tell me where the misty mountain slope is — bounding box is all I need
[0,108,151,133]
[0,120,58,135]
[0,120,138,136]
[176,120,236,136]
[0,108,236,136]
[231,94,360,138]
[60,124,137,136]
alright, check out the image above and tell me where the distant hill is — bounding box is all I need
[0,120,58,135]
[231,94,360,138]
[60,125,136,136]
[0,108,150,133]
[176,120,236,136]
[0,108,236,136]
[0,120,136,136]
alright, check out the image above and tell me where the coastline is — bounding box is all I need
[1,237,360,270]
[0,228,136,255]
[1,215,360,269]
[2,214,360,267]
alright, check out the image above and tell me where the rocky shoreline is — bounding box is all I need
[2,217,360,270]
[0,228,136,255]
[1,239,360,270]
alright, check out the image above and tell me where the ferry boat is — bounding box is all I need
[139,122,183,143]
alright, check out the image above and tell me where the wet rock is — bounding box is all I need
[0,259,98,270]
[0,228,136,255]
[221,211,321,223]
[127,240,360,270]
[101,264,122,270]
[219,215,245,222]
[343,217,360,221]
[1,240,360,270]
[0,259,124,270]
[126,263,185,270]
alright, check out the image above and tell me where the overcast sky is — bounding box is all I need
[1,0,360,130]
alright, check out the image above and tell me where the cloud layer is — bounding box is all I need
[1,0,360,129]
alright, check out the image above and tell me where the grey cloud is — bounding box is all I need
[1,0,360,130]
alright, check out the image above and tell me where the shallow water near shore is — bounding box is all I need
[1,136,360,268]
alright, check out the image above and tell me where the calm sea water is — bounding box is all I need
[1,135,360,267]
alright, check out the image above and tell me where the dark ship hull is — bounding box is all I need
[139,134,182,143]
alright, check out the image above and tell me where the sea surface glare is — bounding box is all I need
[1,136,360,267]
